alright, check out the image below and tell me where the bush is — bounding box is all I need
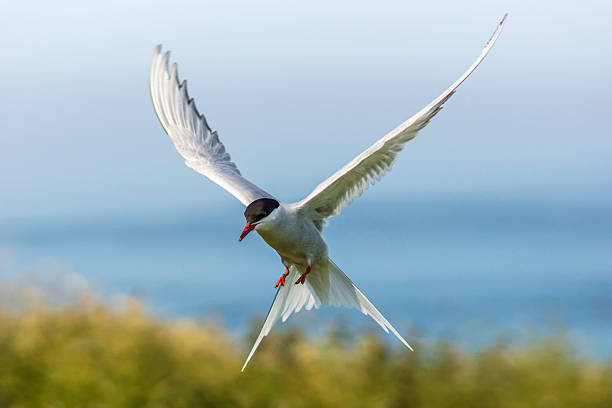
[0,295,610,407]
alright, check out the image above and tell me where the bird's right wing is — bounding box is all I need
[150,45,275,206]
[296,15,506,225]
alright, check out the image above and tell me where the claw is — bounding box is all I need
[295,265,311,285]
[275,267,290,288]
[275,275,286,288]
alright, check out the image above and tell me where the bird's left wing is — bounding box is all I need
[150,45,275,206]
[296,15,506,225]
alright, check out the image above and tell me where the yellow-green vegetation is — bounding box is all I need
[0,296,611,408]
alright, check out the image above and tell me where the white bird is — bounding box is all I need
[150,14,507,371]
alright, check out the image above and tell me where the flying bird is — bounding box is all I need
[150,14,507,371]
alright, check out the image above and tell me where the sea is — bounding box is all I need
[1,197,611,358]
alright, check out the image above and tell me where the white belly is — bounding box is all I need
[256,206,327,266]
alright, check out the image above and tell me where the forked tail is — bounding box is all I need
[242,258,412,371]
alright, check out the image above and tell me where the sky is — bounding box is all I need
[1,0,611,221]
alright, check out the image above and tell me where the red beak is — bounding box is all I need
[238,222,256,241]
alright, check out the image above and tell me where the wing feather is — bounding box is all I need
[297,15,506,224]
[150,46,275,206]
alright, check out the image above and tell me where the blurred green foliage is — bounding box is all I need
[0,295,611,408]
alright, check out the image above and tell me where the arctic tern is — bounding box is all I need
[150,14,507,371]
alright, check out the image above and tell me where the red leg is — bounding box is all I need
[295,265,311,285]
[275,267,290,288]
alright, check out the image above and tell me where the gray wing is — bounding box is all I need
[150,46,275,206]
[296,15,506,225]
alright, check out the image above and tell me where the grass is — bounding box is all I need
[0,290,611,407]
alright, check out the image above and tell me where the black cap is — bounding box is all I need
[244,198,280,224]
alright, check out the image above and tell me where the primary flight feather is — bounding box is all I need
[149,14,507,371]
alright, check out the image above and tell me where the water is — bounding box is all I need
[1,197,611,357]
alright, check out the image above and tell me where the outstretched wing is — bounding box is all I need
[242,260,412,371]
[150,45,275,206]
[296,15,506,225]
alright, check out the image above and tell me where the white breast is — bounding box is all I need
[255,204,328,266]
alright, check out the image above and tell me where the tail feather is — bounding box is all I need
[241,259,412,372]
[312,259,413,350]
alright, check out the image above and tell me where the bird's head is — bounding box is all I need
[238,198,280,241]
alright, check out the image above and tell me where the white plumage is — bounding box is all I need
[149,14,507,372]
[150,47,275,206]
[298,14,507,224]
[241,259,414,371]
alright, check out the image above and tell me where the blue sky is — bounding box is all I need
[1,0,610,221]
